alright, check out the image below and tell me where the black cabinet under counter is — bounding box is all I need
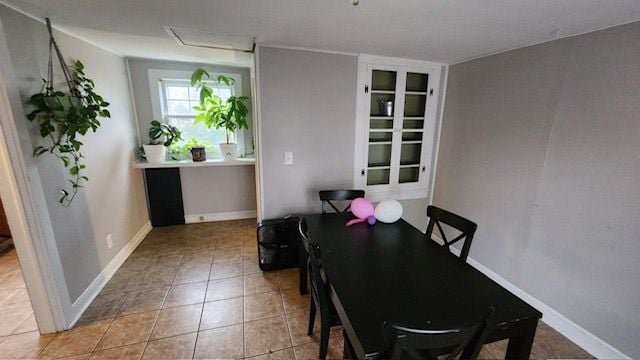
[144,168,185,226]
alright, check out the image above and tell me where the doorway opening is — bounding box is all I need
[0,195,38,336]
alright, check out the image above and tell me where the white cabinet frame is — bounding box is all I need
[353,55,446,202]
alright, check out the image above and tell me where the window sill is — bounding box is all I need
[132,158,255,169]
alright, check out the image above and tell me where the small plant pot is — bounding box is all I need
[143,144,166,163]
[190,147,206,162]
[219,143,238,160]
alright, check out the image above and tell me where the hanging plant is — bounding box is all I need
[25,18,110,206]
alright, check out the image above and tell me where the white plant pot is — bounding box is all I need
[143,144,166,163]
[219,143,238,161]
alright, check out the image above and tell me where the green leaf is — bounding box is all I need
[58,189,69,204]
[33,146,48,157]
[200,86,213,104]
[190,68,209,86]
[216,75,233,86]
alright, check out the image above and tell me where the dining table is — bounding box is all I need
[303,212,542,359]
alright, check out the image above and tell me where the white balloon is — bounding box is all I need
[374,200,403,223]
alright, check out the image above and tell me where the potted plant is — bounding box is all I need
[190,68,249,160]
[143,120,182,162]
[26,19,111,206]
[169,138,218,161]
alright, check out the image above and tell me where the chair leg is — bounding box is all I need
[299,247,309,295]
[307,300,316,336]
[319,318,330,360]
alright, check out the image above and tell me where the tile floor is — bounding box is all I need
[0,244,38,341]
[0,220,593,359]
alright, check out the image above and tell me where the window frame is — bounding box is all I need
[147,69,249,159]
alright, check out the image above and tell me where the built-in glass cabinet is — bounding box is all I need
[354,56,443,201]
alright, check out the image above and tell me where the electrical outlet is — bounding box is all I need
[284,151,293,165]
[199,216,205,221]
[106,234,113,249]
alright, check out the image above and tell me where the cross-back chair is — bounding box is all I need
[298,217,342,360]
[382,308,494,360]
[319,189,365,214]
[425,205,477,262]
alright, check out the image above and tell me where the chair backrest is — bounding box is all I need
[382,308,494,360]
[319,189,365,214]
[298,217,311,253]
[425,205,477,262]
[298,217,332,318]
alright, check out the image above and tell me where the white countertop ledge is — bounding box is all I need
[132,158,255,169]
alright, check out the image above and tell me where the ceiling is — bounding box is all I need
[2,0,640,66]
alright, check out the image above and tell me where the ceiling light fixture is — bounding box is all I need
[352,0,359,5]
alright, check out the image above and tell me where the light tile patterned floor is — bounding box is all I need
[0,220,594,359]
[0,245,38,340]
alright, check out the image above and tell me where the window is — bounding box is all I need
[148,69,250,160]
[160,79,234,159]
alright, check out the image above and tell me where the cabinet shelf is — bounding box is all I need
[399,163,420,168]
[369,141,392,145]
[368,165,391,170]
[371,90,395,94]
[370,116,393,120]
[405,91,427,96]
[401,140,423,144]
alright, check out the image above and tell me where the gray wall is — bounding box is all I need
[257,47,443,226]
[257,47,358,218]
[434,22,640,358]
[180,166,256,215]
[0,5,149,302]
[127,58,256,216]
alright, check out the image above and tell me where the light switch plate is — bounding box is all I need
[284,152,293,165]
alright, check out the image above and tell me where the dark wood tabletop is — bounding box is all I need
[304,213,542,359]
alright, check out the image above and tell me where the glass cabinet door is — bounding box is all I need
[356,58,440,200]
[366,69,397,186]
[398,72,428,184]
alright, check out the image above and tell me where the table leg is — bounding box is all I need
[505,319,538,360]
[299,244,309,295]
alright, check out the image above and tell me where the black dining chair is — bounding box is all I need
[298,217,342,360]
[319,189,365,214]
[299,189,365,295]
[382,308,494,360]
[425,205,477,263]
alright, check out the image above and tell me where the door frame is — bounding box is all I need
[0,28,69,333]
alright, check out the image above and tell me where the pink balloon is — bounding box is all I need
[350,197,374,219]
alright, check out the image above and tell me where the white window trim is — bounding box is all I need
[147,69,248,157]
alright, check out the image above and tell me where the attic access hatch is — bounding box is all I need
[165,26,255,53]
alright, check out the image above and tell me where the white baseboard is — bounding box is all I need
[184,210,257,224]
[436,237,629,359]
[66,221,152,328]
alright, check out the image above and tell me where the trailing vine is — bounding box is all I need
[25,19,110,206]
[27,60,110,206]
